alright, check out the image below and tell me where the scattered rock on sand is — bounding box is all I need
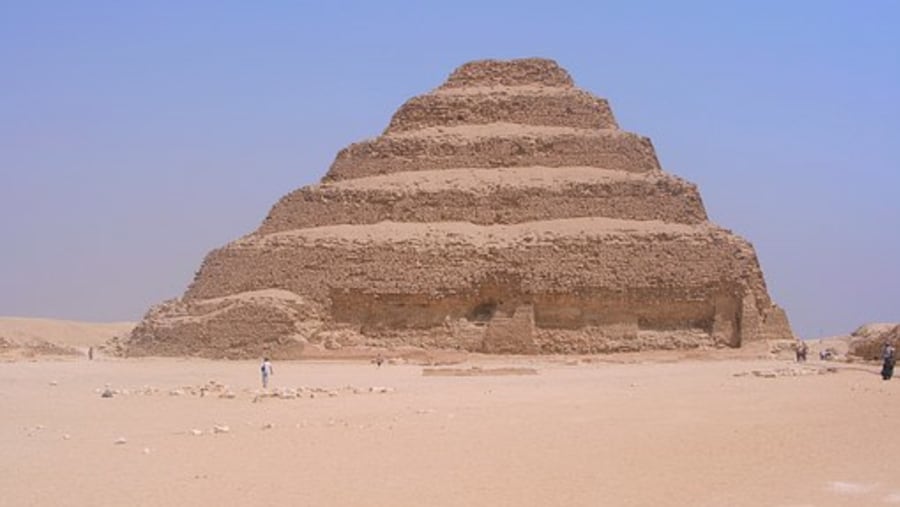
[422,366,538,377]
[213,425,230,434]
[277,388,298,399]
[733,366,838,378]
[189,429,203,436]
[114,437,127,445]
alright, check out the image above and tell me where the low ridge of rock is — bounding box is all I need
[849,323,900,359]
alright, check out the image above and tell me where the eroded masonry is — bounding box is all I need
[126,58,794,358]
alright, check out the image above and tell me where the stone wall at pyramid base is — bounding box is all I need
[324,290,793,354]
[125,288,792,359]
[124,290,324,359]
[124,219,794,359]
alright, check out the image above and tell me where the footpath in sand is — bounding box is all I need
[2,353,899,507]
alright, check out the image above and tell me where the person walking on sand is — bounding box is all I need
[260,357,274,388]
[795,340,808,362]
[881,342,896,381]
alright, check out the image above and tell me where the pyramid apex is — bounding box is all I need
[441,58,574,89]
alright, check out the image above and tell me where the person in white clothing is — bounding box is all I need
[260,357,274,388]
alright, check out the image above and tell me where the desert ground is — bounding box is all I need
[1,322,898,507]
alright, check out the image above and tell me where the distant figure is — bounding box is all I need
[795,341,808,362]
[881,343,896,381]
[260,357,274,388]
[88,347,94,360]
[375,353,384,368]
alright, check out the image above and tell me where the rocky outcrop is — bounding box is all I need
[848,323,900,359]
[126,58,794,358]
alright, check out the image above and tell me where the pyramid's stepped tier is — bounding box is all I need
[259,168,707,234]
[325,125,660,181]
[384,87,618,133]
[189,219,765,302]
[176,218,788,353]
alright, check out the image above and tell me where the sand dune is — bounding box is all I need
[0,317,134,348]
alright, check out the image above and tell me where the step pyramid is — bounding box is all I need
[126,58,794,358]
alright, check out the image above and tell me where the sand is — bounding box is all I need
[386,122,599,140]
[318,167,672,194]
[0,317,134,348]
[0,317,135,359]
[2,350,898,507]
[252,216,706,249]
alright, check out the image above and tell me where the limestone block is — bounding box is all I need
[482,304,537,354]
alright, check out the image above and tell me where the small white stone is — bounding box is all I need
[114,437,127,445]
[189,429,203,436]
[62,433,71,440]
[278,389,297,399]
[49,380,58,386]
[213,425,230,434]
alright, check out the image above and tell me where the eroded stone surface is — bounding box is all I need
[848,323,900,359]
[126,58,794,358]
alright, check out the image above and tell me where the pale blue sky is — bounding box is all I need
[1,1,897,337]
